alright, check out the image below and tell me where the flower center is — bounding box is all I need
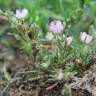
[54,23,58,28]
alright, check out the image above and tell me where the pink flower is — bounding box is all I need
[80,32,93,44]
[85,35,93,44]
[80,32,87,41]
[15,8,28,19]
[49,20,64,33]
[66,36,73,45]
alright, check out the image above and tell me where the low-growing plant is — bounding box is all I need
[0,7,96,81]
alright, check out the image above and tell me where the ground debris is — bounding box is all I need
[70,64,96,96]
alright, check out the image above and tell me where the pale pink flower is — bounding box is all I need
[85,35,93,44]
[66,36,73,45]
[49,20,64,33]
[15,8,28,19]
[80,32,87,41]
[80,32,93,43]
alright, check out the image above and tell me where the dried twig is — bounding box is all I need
[46,82,59,90]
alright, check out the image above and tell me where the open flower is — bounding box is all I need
[49,20,64,33]
[15,8,28,19]
[80,32,87,41]
[80,32,93,44]
[66,36,73,45]
[85,35,93,44]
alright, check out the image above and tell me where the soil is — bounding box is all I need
[0,45,67,96]
[0,43,95,96]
